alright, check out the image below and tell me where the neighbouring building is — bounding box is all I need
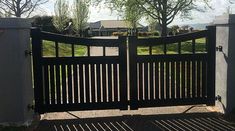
[88,20,146,36]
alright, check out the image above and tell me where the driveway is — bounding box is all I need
[36,106,235,131]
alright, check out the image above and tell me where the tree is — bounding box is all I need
[170,25,180,35]
[147,17,161,32]
[95,0,213,36]
[134,0,213,36]
[72,0,89,37]
[32,15,57,33]
[53,0,70,33]
[124,0,142,35]
[94,0,143,36]
[0,0,48,17]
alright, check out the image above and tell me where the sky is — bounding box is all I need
[38,0,235,26]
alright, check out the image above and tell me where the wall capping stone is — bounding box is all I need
[0,18,31,29]
[214,14,235,25]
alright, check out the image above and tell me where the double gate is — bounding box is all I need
[31,26,216,113]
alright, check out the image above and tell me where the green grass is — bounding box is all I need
[42,40,87,57]
[137,38,206,55]
[42,38,206,57]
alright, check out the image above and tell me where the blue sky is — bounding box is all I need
[39,0,234,26]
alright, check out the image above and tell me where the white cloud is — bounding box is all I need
[88,4,119,22]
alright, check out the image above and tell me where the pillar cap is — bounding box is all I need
[0,18,31,29]
[214,14,235,25]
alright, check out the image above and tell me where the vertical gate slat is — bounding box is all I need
[119,36,127,108]
[85,64,90,103]
[181,61,185,99]
[97,64,101,103]
[73,64,78,103]
[155,62,159,100]
[192,60,196,98]
[171,61,175,99]
[202,60,207,98]
[197,61,201,97]
[144,62,148,100]
[67,65,72,104]
[102,64,107,102]
[32,28,44,113]
[166,61,170,99]
[207,26,216,105]
[87,46,90,57]
[187,61,191,98]
[139,63,143,100]
[176,61,180,99]
[72,44,75,57]
[55,42,60,105]
[160,61,164,99]
[91,64,95,103]
[113,63,118,102]
[50,65,55,105]
[79,64,84,103]
[108,64,112,102]
[61,64,67,104]
[149,62,154,100]
[192,39,196,54]
[56,65,61,104]
[44,65,50,105]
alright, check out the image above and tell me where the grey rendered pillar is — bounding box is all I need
[0,18,33,125]
[214,14,235,114]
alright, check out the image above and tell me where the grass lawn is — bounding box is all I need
[42,40,87,57]
[137,38,206,55]
[41,38,206,57]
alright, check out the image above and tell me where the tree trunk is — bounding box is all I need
[161,0,167,37]
[161,20,167,37]
[16,1,21,17]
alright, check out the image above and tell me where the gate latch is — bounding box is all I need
[27,104,35,111]
[25,50,32,56]
[216,46,223,52]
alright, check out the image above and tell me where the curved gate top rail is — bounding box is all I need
[31,26,216,114]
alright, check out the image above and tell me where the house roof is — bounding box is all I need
[89,20,144,29]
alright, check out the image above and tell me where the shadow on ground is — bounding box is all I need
[36,112,235,131]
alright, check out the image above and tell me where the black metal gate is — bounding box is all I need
[31,28,128,113]
[31,26,216,113]
[129,26,216,109]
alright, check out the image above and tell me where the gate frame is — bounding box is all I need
[31,28,128,113]
[31,26,216,113]
[128,26,216,110]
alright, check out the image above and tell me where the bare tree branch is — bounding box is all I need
[0,0,48,17]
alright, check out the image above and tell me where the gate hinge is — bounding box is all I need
[216,46,223,52]
[27,104,35,111]
[25,50,32,56]
[215,95,222,101]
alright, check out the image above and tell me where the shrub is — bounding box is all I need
[152,31,160,36]
[112,32,127,36]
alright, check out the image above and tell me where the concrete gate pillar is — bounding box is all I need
[0,18,33,125]
[214,14,235,114]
